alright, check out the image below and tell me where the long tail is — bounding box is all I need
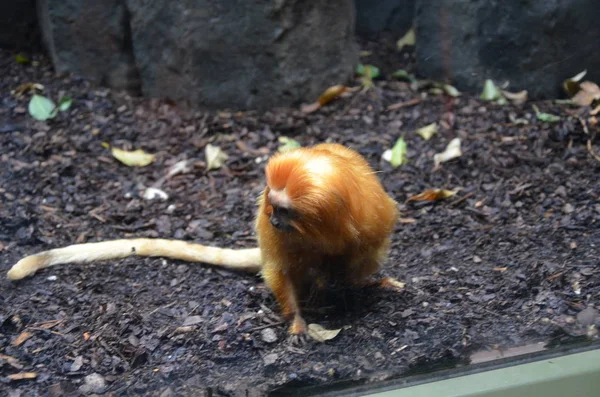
[7,239,262,280]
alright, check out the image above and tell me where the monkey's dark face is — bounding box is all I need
[265,188,297,232]
[269,205,296,231]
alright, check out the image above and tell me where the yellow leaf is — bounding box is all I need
[501,89,528,105]
[397,28,416,50]
[415,123,438,140]
[433,138,462,167]
[7,372,37,381]
[12,331,33,346]
[563,70,587,97]
[205,144,228,170]
[307,323,342,342]
[104,144,155,167]
[407,189,456,202]
[318,85,348,106]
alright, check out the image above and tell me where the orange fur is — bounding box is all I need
[256,143,398,334]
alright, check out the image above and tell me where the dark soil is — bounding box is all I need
[1,44,600,397]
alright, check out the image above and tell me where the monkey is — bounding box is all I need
[7,143,403,335]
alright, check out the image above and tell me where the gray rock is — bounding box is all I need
[38,0,140,93]
[260,327,278,343]
[79,373,106,394]
[0,0,40,51]
[415,0,600,99]
[126,0,357,109]
[355,0,416,37]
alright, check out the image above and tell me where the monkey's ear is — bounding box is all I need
[264,204,274,216]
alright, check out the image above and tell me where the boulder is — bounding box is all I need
[415,0,600,99]
[38,0,140,93]
[355,0,415,38]
[125,0,357,109]
[0,0,40,51]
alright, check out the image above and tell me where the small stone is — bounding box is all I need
[14,106,26,114]
[562,203,574,214]
[473,255,482,263]
[260,328,278,343]
[70,355,83,372]
[79,373,106,394]
[182,315,203,326]
[554,186,567,197]
[263,353,278,365]
[577,307,599,327]
[564,316,576,324]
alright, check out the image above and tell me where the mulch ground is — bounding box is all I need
[1,40,599,397]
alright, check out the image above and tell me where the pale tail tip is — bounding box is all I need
[6,256,42,280]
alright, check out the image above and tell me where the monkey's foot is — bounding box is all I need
[377,277,406,291]
[287,314,308,345]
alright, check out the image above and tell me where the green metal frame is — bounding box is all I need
[368,348,600,397]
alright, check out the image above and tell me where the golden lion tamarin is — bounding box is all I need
[7,143,401,335]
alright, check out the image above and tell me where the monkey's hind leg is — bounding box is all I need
[375,277,406,291]
[261,264,307,335]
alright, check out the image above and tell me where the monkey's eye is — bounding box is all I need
[270,205,295,231]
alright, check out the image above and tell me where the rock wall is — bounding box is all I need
[355,0,415,38]
[415,0,600,99]
[125,0,357,109]
[38,0,140,93]
[0,0,40,51]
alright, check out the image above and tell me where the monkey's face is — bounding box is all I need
[265,188,297,232]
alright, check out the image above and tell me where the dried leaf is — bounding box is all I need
[205,144,228,170]
[278,136,301,153]
[103,143,155,167]
[12,82,44,97]
[318,85,348,106]
[307,323,342,342]
[501,89,528,105]
[415,123,438,140]
[7,372,37,381]
[433,138,462,167]
[28,94,56,121]
[0,354,23,369]
[532,105,561,123]
[572,81,600,107]
[563,70,587,97]
[397,28,416,50]
[383,137,408,168]
[407,189,456,202]
[12,331,33,346]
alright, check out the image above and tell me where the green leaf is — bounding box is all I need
[390,137,408,167]
[532,104,561,123]
[205,144,228,170]
[278,136,301,153]
[443,84,461,97]
[397,28,416,50]
[415,123,438,140]
[391,69,417,83]
[15,54,30,64]
[356,64,380,79]
[58,96,72,112]
[480,79,502,101]
[28,94,56,121]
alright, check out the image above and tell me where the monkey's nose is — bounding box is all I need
[270,215,281,229]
